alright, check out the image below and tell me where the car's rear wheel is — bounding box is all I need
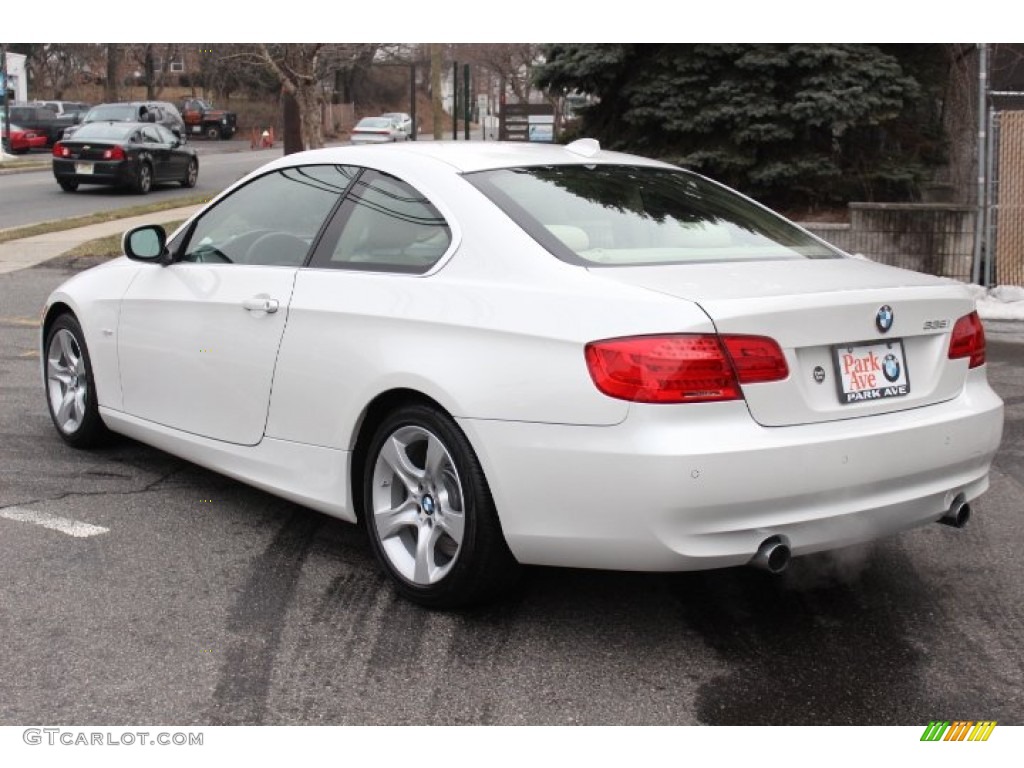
[44,314,109,448]
[58,179,78,192]
[205,125,221,140]
[181,157,198,188]
[134,161,153,194]
[363,403,519,608]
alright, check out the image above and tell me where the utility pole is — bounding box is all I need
[409,63,416,141]
[452,61,458,140]
[1,44,10,158]
[463,63,470,140]
[972,43,988,286]
[430,44,443,140]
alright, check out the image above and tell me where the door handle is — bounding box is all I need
[242,297,279,314]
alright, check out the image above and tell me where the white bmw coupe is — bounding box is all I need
[41,139,1004,607]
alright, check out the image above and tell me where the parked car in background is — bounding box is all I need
[7,104,78,146]
[382,112,413,135]
[350,116,408,144]
[34,100,91,123]
[180,98,237,140]
[39,140,1003,607]
[63,102,186,141]
[1,123,49,154]
[51,121,198,194]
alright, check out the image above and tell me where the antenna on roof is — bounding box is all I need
[565,138,601,158]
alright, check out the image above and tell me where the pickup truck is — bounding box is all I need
[180,98,237,140]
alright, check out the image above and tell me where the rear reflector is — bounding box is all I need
[948,311,986,368]
[585,334,788,403]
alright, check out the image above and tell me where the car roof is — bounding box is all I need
[266,140,676,175]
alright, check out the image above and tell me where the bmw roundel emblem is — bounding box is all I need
[883,353,901,382]
[876,305,894,333]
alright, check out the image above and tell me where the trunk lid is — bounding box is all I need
[593,258,977,426]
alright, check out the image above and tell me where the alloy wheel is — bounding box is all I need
[46,328,89,435]
[370,425,466,585]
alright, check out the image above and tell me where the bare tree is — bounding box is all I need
[125,43,181,100]
[105,44,120,102]
[459,43,540,103]
[29,44,101,99]
[257,44,326,153]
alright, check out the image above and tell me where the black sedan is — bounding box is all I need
[52,122,199,194]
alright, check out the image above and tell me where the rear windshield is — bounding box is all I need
[69,123,134,141]
[358,118,392,129]
[465,165,842,267]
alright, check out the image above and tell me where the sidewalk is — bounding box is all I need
[0,205,202,275]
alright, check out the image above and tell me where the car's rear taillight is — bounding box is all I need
[584,334,788,403]
[721,335,791,384]
[52,142,70,158]
[102,146,125,160]
[948,311,986,368]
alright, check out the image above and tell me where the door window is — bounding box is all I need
[176,165,359,267]
[310,170,452,273]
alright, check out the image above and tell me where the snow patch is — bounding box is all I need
[963,282,1024,322]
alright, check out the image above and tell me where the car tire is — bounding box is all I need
[44,314,110,448]
[205,125,220,140]
[363,403,520,608]
[181,157,199,188]
[134,161,153,194]
[58,180,78,192]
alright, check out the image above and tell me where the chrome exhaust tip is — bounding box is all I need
[939,496,971,529]
[750,536,791,574]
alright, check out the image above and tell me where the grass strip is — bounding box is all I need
[62,220,187,259]
[0,194,208,246]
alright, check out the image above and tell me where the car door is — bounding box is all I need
[138,125,172,181]
[155,124,188,178]
[117,164,358,445]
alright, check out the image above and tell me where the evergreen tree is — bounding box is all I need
[536,44,945,208]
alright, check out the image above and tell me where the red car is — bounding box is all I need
[2,123,48,154]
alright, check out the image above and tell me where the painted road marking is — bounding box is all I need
[0,506,109,538]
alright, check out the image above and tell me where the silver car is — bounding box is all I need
[351,116,408,144]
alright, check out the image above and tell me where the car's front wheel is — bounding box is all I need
[363,403,519,608]
[44,314,109,448]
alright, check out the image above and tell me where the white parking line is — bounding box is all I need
[0,506,109,538]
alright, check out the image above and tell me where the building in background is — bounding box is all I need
[3,52,28,102]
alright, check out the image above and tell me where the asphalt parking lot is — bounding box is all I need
[1,256,1023,726]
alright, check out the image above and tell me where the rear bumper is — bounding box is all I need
[459,369,1003,571]
[350,134,394,144]
[52,158,135,187]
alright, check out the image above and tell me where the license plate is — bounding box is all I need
[191,126,201,134]
[832,339,910,404]
[75,162,94,175]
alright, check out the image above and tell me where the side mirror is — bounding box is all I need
[123,224,170,265]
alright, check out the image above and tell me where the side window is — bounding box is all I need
[176,165,358,267]
[141,126,162,143]
[311,170,452,274]
[154,125,176,143]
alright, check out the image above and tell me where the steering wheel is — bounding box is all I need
[244,232,309,266]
